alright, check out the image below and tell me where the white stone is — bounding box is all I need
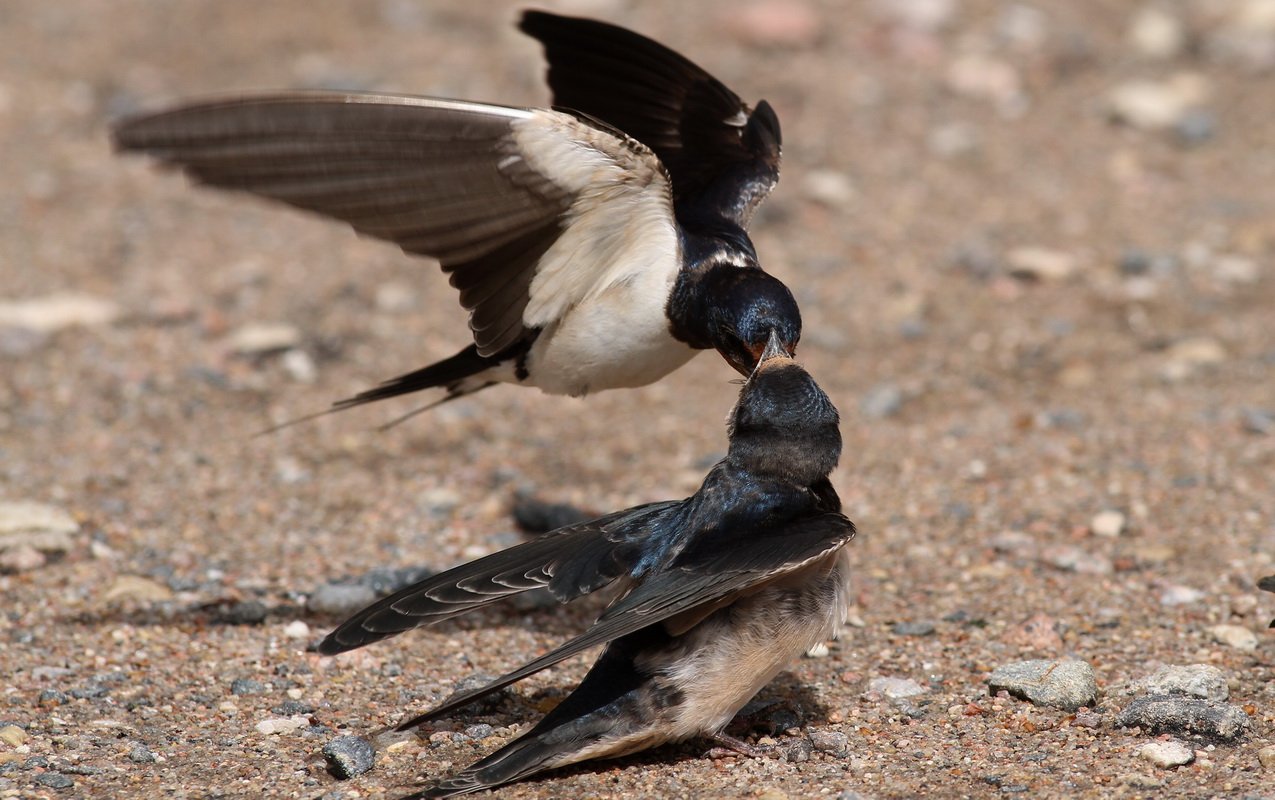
[282,620,311,640]
[255,715,310,735]
[1209,624,1258,652]
[1006,247,1077,281]
[1091,509,1127,538]
[1138,740,1195,768]
[1129,7,1186,59]
[0,293,119,332]
[867,676,927,699]
[226,322,301,355]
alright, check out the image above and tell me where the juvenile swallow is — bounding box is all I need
[112,11,798,422]
[318,332,854,797]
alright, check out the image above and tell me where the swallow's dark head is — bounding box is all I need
[705,268,802,377]
[727,332,840,485]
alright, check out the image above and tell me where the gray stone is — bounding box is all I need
[35,772,75,789]
[987,659,1097,711]
[230,678,267,696]
[891,621,936,636]
[867,676,926,699]
[1209,624,1259,652]
[809,729,849,754]
[1116,696,1252,741]
[127,743,156,763]
[307,583,378,616]
[323,735,376,779]
[1136,665,1229,702]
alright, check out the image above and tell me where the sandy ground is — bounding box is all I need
[2,0,1274,797]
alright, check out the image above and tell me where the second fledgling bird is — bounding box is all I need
[112,11,799,423]
[318,332,854,797]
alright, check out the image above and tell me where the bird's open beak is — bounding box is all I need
[750,329,793,375]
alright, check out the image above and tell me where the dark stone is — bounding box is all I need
[273,699,314,716]
[35,772,75,789]
[229,679,266,696]
[1116,695,1252,741]
[322,735,376,779]
[511,495,593,535]
[892,621,937,637]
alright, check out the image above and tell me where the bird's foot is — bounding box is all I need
[705,732,769,759]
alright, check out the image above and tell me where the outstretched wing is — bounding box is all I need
[520,10,782,224]
[396,511,855,729]
[113,92,677,357]
[316,501,683,654]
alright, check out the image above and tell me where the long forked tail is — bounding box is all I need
[407,631,661,798]
[255,344,503,435]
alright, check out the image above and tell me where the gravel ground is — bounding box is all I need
[3,1,1274,798]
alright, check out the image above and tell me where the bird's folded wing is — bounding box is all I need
[316,500,682,655]
[113,92,676,356]
[520,10,781,222]
[396,511,854,729]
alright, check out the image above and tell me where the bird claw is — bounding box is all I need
[705,732,769,759]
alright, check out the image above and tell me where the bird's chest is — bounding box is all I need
[527,270,697,396]
[650,550,854,739]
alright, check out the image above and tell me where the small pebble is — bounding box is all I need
[1002,613,1064,652]
[1091,510,1126,538]
[1174,109,1217,145]
[308,583,378,616]
[987,659,1098,711]
[464,724,495,741]
[1258,744,1275,769]
[1116,696,1252,741]
[103,575,174,603]
[255,716,310,736]
[1138,740,1194,768]
[1040,546,1113,574]
[1136,665,1229,702]
[1160,585,1205,606]
[0,725,26,746]
[0,545,45,572]
[1006,247,1076,281]
[1209,624,1258,651]
[217,600,268,626]
[891,621,936,637]
[783,737,813,762]
[1107,74,1210,130]
[867,677,926,699]
[511,496,592,535]
[0,293,118,332]
[226,322,302,355]
[323,735,376,779]
[273,699,314,716]
[230,679,267,696]
[1241,408,1274,435]
[282,620,311,640]
[127,743,156,763]
[35,772,75,790]
[1128,6,1186,59]
[809,730,848,754]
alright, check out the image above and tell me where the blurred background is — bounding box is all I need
[1,1,1272,797]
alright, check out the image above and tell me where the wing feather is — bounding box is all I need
[114,91,677,359]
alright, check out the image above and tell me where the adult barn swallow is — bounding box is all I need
[318,334,854,797]
[112,11,798,420]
